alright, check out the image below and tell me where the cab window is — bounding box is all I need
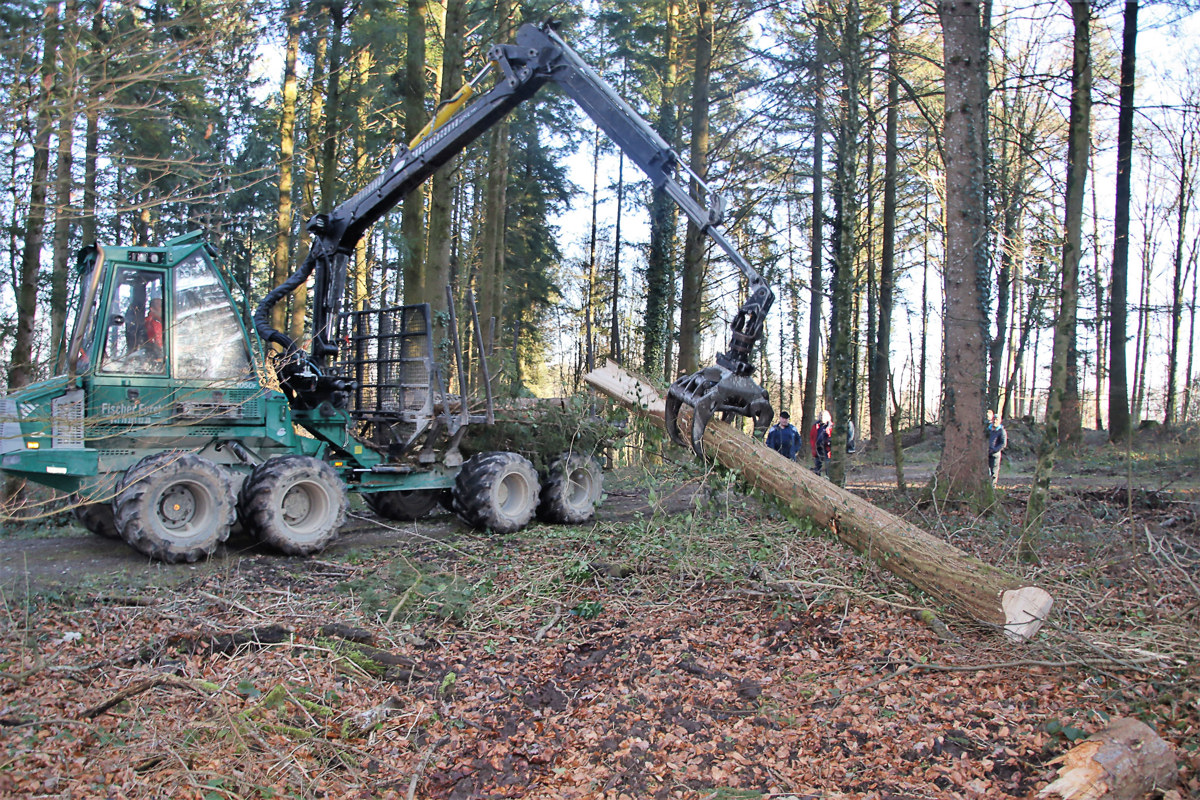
[172,252,253,381]
[69,265,103,375]
[100,268,166,375]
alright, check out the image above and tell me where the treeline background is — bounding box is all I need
[2,0,1199,449]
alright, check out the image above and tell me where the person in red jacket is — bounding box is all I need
[144,297,164,359]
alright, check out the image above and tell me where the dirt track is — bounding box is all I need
[0,481,706,594]
[3,457,1191,595]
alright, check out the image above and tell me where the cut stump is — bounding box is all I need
[585,361,1053,641]
[1039,717,1177,799]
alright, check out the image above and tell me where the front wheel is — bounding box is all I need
[113,452,236,563]
[537,453,603,524]
[453,452,539,534]
[239,455,347,556]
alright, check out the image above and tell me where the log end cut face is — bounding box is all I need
[1001,586,1054,642]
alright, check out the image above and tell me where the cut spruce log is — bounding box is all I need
[1038,717,1177,799]
[584,361,1053,641]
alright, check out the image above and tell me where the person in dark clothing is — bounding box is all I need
[988,414,1007,485]
[811,409,832,476]
[766,411,803,460]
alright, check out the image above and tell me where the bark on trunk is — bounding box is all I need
[1038,717,1176,800]
[870,0,899,450]
[933,0,992,503]
[50,0,79,370]
[802,14,826,436]
[827,1,862,487]
[1024,0,1090,548]
[1108,1,1137,442]
[426,0,465,317]
[289,27,324,340]
[586,361,1053,641]
[476,0,514,388]
[8,2,59,391]
[677,0,713,377]
[402,0,428,307]
[643,0,679,382]
[271,0,300,339]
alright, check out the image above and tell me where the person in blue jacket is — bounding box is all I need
[766,411,803,461]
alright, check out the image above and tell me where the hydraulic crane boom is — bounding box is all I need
[254,22,774,454]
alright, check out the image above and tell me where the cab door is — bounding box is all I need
[167,250,261,436]
[87,265,175,448]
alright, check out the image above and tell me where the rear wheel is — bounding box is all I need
[537,453,603,524]
[364,489,441,521]
[72,499,119,539]
[113,452,236,563]
[453,451,539,534]
[240,455,347,555]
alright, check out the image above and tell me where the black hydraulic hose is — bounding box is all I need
[253,249,320,355]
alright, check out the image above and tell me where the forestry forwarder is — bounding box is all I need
[0,22,774,564]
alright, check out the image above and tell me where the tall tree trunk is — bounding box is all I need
[864,105,876,446]
[271,0,300,340]
[50,0,79,370]
[872,0,899,449]
[802,13,825,436]
[1132,233,1151,423]
[610,148,624,364]
[919,188,929,438]
[643,0,679,381]
[827,1,863,488]
[80,0,103,247]
[426,0,466,318]
[291,30,327,341]
[585,128,600,373]
[319,3,346,216]
[352,31,374,312]
[1108,0,1137,442]
[677,0,713,377]
[1090,150,1106,430]
[1164,121,1196,429]
[1024,0,1091,550]
[989,83,1024,417]
[477,0,514,389]
[933,0,992,504]
[403,0,429,306]
[8,2,59,390]
[1183,262,1198,422]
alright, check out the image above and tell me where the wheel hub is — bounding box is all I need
[159,484,197,529]
[282,484,313,525]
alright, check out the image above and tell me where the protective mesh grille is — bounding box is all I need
[51,391,85,449]
[336,303,434,420]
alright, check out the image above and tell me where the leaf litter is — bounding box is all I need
[1,474,1197,800]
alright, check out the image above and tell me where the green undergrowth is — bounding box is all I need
[338,464,853,633]
[335,559,488,626]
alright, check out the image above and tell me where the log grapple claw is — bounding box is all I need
[665,363,773,457]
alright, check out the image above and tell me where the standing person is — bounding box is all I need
[988,413,1007,485]
[766,411,802,460]
[812,409,832,475]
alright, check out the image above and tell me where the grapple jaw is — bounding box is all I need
[665,362,773,457]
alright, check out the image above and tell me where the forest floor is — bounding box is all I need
[1,422,1198,799]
